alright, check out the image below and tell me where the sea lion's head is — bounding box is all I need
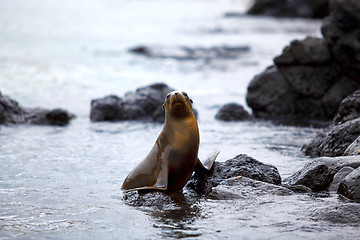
[163,91,194,117]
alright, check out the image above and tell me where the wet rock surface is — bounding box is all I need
[338,167,360,202]
[334,90,360,124]
[247,0,329,19]
[344,136,360,156]
[129,45,250,61]
[246,0,360,125]
[329,166,355,192]
[90,83,174,123]
[302,118,360,157]
[186,154,281,194]
[215,103,251,121]
[284,156,360,193]
[302,89,360,157]
[207,176,292,200]
[283,160,332,191]
[0,92,74,126]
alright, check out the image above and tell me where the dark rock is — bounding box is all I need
[274,37,331,65]
[319,155,360,175]
[321,0,360,80]
[246,0,360,126]
[284,156,360,192]
[129,45,250,61]
[329,166,355,191]
[247,0,329,19]
[90,83,175,122]
[215,103,250,121]
[338,167,360,202]
[344,136,360,156]
[0,92,74,126]
[246,66,297,121]
[207,177,293,200]
[283,160,333,191]
[302,118,360,157]
[186,154,281,194]
[334,90,360,124]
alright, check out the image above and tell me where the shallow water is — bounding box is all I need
[1,0,359,239]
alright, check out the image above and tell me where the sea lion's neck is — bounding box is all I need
[163,111,199,148]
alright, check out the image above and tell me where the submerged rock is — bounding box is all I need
[247,0,329,19]
[90,83,174,123]
[338,167,360,202]
[129,45,250,61]
[0,92,74,126]
[186,154,281,194]
[215,103,251,121]
[207,177,293,200]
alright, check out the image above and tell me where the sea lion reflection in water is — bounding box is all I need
[122,91,219,192]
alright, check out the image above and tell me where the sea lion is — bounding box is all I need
[121,91,218,192]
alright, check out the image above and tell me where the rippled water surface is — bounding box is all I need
[1,0,359,239]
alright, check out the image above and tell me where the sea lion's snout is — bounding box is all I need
[163,91,193,117]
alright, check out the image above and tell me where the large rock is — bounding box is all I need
[338,167,360,202]
[0,92,74,126]
[247,37,359,125]
[215,103,251,121]
[186,154,281,194]
[302,118,360,157]
[246,0,360,125]
[247,0,329,19]
[90,83,174,123]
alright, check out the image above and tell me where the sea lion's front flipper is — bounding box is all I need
[196,150,219,171]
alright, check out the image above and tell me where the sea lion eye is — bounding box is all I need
[182,92,188,97]
[166,94,170,99]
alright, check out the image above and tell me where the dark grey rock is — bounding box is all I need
[247,0,329,19]
[246,0,360,126]
[334,90,360,124]
[215,103,250,121]
[284,156,360,192]
[344,136,360,156]
[90,83,174,122]
[329,166,355,191]
[186,154,281,194]
[283,160,333,191]
[338,167,360,202]
[319,156,360,175]
[302,118,360,157]
[321,0,360,80]
[129,45,250,61]
[246,66,297,121]
[0,92,74,126]
[207,177,293,200]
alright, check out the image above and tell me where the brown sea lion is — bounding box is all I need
[121,91,218,192]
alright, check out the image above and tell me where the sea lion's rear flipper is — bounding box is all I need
[196,150,219,171]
